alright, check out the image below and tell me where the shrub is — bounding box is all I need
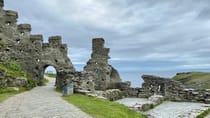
[196,108,210,118]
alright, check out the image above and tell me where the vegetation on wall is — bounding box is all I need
[0,60,27,78]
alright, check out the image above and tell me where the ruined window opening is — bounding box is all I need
[35,66,39,70]
[16,39,20,44]
[55,59,58,63]
[6,21,11,26]
[158,85,161,92]
[149,84,153,90]
[35,49,38,52]
[0,38,2,41]
[5,48,10,51]
[36,59,40,62]
[61,46,65,50]
[158,84,165,95]
[20,32,25,36]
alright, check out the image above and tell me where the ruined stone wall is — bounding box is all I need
[0,0,124,92]
[84,38,121,90]
[133,75,210,104]
[0,0,75,87]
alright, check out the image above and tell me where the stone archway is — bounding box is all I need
[35,36,76,88]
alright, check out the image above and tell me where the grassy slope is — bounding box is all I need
[172,72,210,89]
[63,94,147,118]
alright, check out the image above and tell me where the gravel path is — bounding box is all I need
[0,76,92,118]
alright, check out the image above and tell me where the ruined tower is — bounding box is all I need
[84,38,121,90]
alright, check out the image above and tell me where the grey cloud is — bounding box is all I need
[4,0,210,74]
[197,7,210,20]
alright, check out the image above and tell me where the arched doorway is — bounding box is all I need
[44,66,57,86]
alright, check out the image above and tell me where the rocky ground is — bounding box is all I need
[116,98,210,118]
[0,76,92,118]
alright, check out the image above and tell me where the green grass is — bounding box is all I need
[196,108,210,118]
[0,60,27,78]
[172,72,210,89]
[63,94,147,118]
[0,87,26,102]
[45,73,56,78]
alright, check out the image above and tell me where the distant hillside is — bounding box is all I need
[172,72,210,89]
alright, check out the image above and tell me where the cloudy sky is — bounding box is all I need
[4,0,210,86]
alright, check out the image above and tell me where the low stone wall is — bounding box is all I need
[177,89,210,103]
[125,75,210,104]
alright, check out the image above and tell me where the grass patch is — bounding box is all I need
[45,73,56,78]
[0,60,27,78]
[172,72,210,89]
[0,87,26,102]
[63,94,147,118]
[196,108,210,118]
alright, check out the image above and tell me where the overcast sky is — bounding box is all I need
[4,0,210,86]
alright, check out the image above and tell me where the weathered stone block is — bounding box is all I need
[18,24,31,32]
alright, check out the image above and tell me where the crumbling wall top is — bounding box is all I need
[30,34,43,41]
[0,0,4,8]
[49,36,62,46]
[4,10,18,24]
[92,38,105,50]
[18,24,31,32]
[5,10,18,18]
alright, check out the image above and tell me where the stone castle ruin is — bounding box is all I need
[0,0,121,91]
[0,0,210,104]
